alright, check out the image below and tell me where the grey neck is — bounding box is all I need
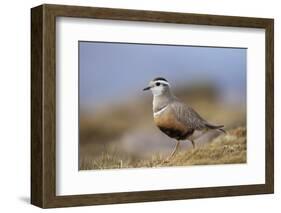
[153,90,176,113]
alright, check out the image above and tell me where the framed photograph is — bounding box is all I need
[31,4,274,208]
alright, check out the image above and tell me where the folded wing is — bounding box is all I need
[170,101,208,131]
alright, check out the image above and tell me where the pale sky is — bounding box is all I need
[79,41,246,108]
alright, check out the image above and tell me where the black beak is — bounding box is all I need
[143,86,151,91]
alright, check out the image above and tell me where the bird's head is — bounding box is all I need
[143,77,171,96]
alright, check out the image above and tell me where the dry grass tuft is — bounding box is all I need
[80,126,246,170]
[164,127,246,166]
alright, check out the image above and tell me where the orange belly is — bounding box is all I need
[154,108,192,139]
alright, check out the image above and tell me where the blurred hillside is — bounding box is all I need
[80,127,246,169]
[79,83,246,170]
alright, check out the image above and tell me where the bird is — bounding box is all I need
[143,77,225,161]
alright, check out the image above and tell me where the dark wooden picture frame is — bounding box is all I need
[31,4,274,208]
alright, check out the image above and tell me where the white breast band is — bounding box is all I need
[153,105,168,117]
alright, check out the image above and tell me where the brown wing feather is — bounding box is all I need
[170,101,207,131]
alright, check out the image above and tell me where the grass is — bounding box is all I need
[79,126,246,170]
[164,126,246,166]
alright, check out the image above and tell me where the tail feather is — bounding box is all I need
[205,123,226,134]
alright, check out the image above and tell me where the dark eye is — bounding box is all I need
[156,82,160,86]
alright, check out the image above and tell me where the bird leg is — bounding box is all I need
[166,140,180,161]
[189,130,208,148]
[190,140,195,148]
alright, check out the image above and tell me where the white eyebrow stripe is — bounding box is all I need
[154,80,170,86]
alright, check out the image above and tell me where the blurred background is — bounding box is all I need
[79,41,246,170]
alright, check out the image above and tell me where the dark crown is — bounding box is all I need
[153,77,168,82]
